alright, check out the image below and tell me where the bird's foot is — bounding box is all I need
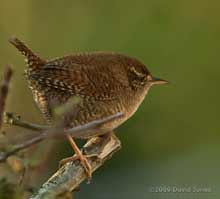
[59,153,94,182]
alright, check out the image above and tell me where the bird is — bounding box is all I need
[9,36,168,179]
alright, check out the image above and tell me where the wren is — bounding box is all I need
[9,37,168,178]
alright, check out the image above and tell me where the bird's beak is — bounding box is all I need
[151,76,169,85]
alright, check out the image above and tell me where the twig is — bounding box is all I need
[0,112,123,163]
[0,133,46,163]
[30,133,121,199]
[3,111,123,136]
[3,112,49,131]
[0,66,12,129]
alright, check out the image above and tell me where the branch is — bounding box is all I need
[0,113,123,163]
[0,66,12,129]
[30,133,121,199]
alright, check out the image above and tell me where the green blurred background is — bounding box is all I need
[0,0,220,198]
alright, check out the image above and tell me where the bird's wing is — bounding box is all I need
[28,60,127,101]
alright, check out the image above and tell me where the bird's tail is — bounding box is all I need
[9,36,46,70]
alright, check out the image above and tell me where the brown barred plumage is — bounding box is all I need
[9,37,168,138]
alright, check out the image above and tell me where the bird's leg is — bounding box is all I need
[60,131,116,179]
[60,133,92,179]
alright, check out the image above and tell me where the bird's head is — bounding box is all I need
[127,63,168,91]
